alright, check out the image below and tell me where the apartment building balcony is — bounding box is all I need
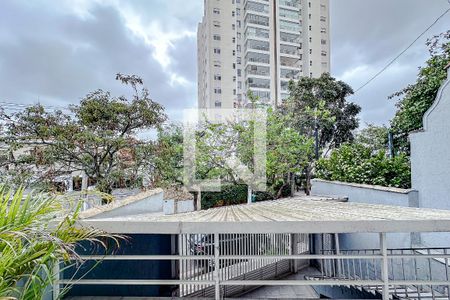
[249,89,271,101]
[247,77,270,89]
[245,51,270,65]
[280,44,301,57]
[245,26,270,40]
[280,31,301,45]
[279,7,300,21]
[244,0,269,16]
[280,68,300,80]
[245,39,270,53]
[279,0,301,10]
[279,19,302,34]
[245,13,270,27]
[280,56,301,69]
[246,65,270,78]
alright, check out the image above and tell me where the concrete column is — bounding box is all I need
[214,233,220,300]
[67,176,74,192]
[380,232,389,300]
[335,233,341,277]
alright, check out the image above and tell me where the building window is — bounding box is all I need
[310,60,312,66]
[237,69,242,77]
[321,39,327,45]
[213,21,221,28]
[215,101,222,108]
[321,51,327,57]
[214,88,222,94]
[214,48,221,54]
[214,60,221,67]
[213,34,221,41]
[320,16,327,22]
[213,8,220,14]
[232,37,236,43]
[214,74,222,80]
[321,27,327,33]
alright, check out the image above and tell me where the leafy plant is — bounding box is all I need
[390,30,450,153]
[0,186,120,299]
[0,74,167,193]
[316,143,411,189]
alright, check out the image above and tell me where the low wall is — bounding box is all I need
[81,189,164,219]
[311,179,420,249]
[163,199,195,215]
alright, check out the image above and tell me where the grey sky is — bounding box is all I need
[0,0,449,126]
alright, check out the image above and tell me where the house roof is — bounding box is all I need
[81,196,450,234]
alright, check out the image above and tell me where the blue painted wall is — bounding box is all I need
[63,234,175,298]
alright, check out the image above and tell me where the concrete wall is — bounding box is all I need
[91,190,164,219]
[163,199,195,215]
[311,179,419,249]
[410,68,450,247]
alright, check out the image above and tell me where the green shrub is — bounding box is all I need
[316,143,411,189]
[200,184,277,209]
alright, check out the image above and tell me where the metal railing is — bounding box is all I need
[56,233,450,300]
[318,246,450,299]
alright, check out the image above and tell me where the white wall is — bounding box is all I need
[410,68,450,247]
[311,179,419,249]
[90,191,164,219]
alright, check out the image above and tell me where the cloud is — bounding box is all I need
[0,0,449,126]
[0,0,202,120]
[331,0,450,125]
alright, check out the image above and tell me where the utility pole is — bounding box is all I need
[314,109,319,160]
[388,131,394,159]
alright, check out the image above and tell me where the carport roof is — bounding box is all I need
[81,196,450,234]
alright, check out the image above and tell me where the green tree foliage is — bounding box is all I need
[0,74,166,193]
[355,124,389,153]
[150,124,184,186]
[282,73,361,155]
[390,30,450,153]
[0,186,120,299]
[153,108,313,200]
[316,143,411,189]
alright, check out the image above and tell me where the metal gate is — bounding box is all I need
[177,233,309,297]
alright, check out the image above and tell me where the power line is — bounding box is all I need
[354,6,450,94]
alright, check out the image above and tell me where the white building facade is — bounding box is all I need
[197,0,330,109]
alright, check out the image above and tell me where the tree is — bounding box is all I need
[281,73,361,193]
[316,143,411,189]
[0,186,120,299]
[355,124,389,153]
[282,73,361,156]
[150,124,184,187]
[390,30,450,153]
[0,74,166,193]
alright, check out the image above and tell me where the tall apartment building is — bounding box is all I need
[197,0,330,109]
